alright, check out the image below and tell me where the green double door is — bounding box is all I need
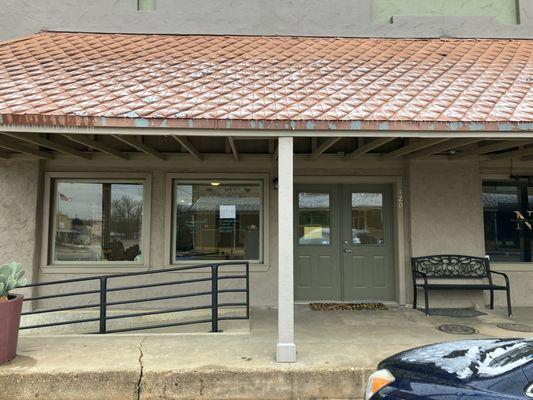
[294,184,395,302]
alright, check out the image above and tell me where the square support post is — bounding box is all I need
[276,137,296,363]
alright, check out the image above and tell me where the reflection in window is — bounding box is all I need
[483,184,521,262]
[53,182,144,263]
[174,181,261,261]
[298,193,330,245]
[351,193,384,245]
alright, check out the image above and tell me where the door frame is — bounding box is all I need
[294,176,406,305]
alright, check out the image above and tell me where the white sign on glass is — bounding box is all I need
[220,205,236,219]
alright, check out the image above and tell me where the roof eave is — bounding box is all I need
[0,114,532,136]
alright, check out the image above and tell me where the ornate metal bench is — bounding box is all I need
[411,255,512,317]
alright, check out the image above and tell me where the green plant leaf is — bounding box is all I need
[6,277,16,291]
[0,265,10,276]
[0,262,26,295]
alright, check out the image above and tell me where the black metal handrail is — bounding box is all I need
[17,261,250,334]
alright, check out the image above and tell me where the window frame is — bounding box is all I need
[482,180,533,264]
[41,172,152,273]
[165,173,270,267]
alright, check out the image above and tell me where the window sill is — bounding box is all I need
[40,265,150,274]
[167,262,270,273]
[491,263,533,272]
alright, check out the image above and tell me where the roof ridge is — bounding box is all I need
[6,30,525,42]
[0,31,48,48]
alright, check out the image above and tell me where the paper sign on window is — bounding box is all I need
[304,226,323,239]
[220,205,236,219]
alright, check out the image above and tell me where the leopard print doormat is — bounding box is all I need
[309,302,388,311]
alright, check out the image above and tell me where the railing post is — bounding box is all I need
[245,261,250,319]
[99,277,107,334]
[211,264,219,332]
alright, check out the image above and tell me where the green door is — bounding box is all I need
[294,183,395,302]
[294,184,342,300]
[341,184,395,301]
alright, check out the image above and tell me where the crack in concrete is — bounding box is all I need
[136,337,147,400]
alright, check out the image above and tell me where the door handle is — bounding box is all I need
[344,249,352,253]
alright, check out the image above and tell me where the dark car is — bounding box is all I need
[365,338,533,399]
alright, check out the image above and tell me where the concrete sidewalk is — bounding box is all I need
[1,305,532,400]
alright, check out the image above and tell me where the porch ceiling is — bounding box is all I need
[1,133,533,162]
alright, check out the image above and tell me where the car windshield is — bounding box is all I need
[400,339,533,379]
[488,341,533,369]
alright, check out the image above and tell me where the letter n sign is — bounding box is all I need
[513,211,533,230]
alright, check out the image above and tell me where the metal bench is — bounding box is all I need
[412,255,512,317]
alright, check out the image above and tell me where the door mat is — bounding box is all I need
[422,308,487,318]
[497,323,533,333]
[309,302,388,311]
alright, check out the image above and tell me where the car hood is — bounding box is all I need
[379,338,533,383]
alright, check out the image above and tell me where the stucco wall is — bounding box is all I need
[408,160,486,307]
[4,154,533,313]
[407,160,533,308]
[409,160,485,256]
[373,0,519,24]
[0,160,40,293]
[0,0,531,42]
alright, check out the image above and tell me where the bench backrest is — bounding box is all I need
[412,255,490,279]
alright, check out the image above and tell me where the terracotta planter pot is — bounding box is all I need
[0,294,23,364]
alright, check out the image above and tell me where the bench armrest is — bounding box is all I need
[490,270,510,287]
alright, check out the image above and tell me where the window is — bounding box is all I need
[49,178,149,265]
[351,192,384,245]
[137,0,156,11]
[173,180,263,262]
[298,192,331,245]
[483,181,533,263]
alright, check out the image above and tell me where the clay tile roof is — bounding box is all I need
[0,31,532,132]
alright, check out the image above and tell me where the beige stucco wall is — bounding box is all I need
[408,160,533,308]
[409,160,485,256]
[2,152,533,313]
[0,160,40,296]
[408,160,487,308]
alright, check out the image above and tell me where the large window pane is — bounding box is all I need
[298,193,330,245]
[174,181,261,261]
[351,192,384,245]
[54,182,144,263]
[483,185,521,262]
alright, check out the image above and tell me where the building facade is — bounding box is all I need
[0,2,532,363]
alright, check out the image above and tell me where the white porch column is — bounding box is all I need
[276,137,296,363]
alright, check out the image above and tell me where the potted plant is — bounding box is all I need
[0,262,27,364]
